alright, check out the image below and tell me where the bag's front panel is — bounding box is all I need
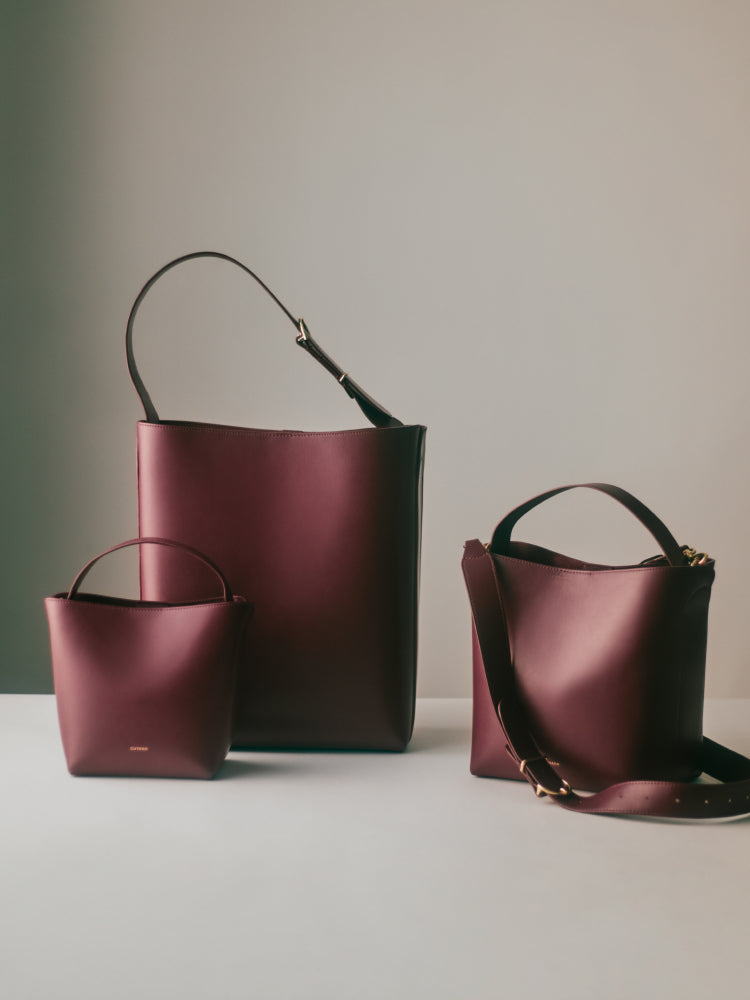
[45,598,246,777]
[137,421,425,750]
[472,554,713,790]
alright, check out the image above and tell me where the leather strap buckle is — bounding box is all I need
[518,756,572,798]
[533,778,572,798]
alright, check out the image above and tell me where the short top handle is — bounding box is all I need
[490,483,689,567]
[67,537,233,602]
[125,251,402,429]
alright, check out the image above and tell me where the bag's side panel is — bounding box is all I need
[655,579,711,779]
[469,622,521,779]
[137,422,425,751]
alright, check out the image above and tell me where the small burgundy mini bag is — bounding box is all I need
[45,538,252,779]
[462,483,750,819]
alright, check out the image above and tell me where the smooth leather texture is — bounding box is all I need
[45,538,252,778]
[468,540,713,789]
[463,485,750,819]
[128,253,426,750]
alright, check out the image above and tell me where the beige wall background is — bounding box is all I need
[4,0,750,696]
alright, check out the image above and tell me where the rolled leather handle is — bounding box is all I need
[125,251,401,429]
[490,483,688,567]
[67,537,233,602]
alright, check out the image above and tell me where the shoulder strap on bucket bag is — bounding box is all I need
[463,483,750,820]
[126,251,402,429]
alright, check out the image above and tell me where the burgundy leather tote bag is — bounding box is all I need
[45,538,252,778]
[463,484,750,819]
[127,252,425,750]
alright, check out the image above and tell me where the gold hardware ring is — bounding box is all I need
[518,755,572,797]
[518,755,547,775]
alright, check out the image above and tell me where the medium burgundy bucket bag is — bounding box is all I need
[45,538,252,778]
[462,483,750,819]
[127,252,426,751]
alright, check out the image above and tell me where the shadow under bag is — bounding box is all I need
[127,252,426,751]
[462,483,750,819]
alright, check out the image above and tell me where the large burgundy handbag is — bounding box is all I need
[462,483,750,819]
[127,252,426,750]
[44,538,252,778]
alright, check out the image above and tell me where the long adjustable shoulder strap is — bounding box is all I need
[125,251,402,429]
[462,540,750,820]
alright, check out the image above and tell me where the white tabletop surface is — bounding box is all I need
[2,695,749,1000]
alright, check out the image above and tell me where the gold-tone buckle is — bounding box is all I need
[683,546,710,567]
[296,318,309,344]
[534,778,572,798]
[518,755,545,775]
[519,756,571,798]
